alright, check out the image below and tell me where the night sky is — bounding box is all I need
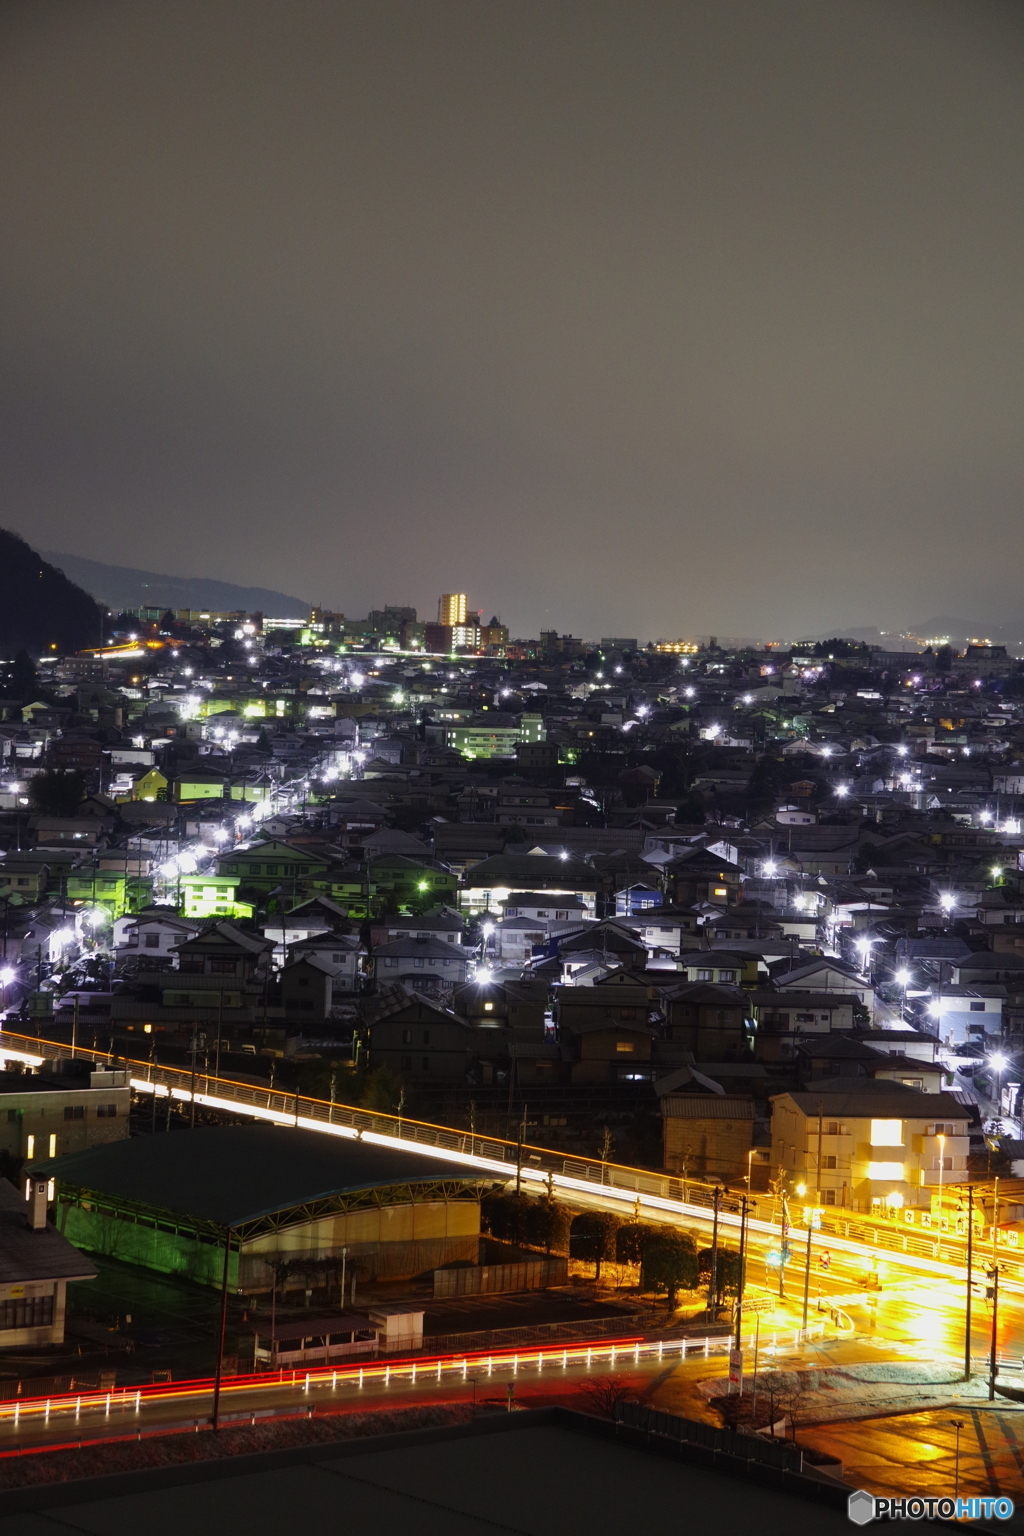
[2,2,1022,639]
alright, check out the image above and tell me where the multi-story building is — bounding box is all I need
[0,1059,131,1167]
[770,1085,970,1213]
[438,593,467,627]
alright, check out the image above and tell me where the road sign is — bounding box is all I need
[728,1349,743,1390]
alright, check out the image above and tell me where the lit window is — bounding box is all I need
[26,1135,35,1159]
[870,1119,903,1147]
[48,1134,57,1158]
[867,1161,905,1181]
[615,1041,635,1053]
[714,887,728,896]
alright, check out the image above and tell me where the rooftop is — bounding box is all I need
[40,1125,486,1229]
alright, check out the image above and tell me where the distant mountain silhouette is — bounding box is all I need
[0,529,104,657]
[798,616,1024,649]
[43,551,309,619]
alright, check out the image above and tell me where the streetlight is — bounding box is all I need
[989,1053,1008,1128]
[894,968,911,1021]
[950,1420,965,1499]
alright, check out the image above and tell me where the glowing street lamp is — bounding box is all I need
[763,859,778,877]
[939,893,957,914]
[990,1053,1008,1125]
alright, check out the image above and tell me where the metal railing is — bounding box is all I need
[4,1027,1023,1286]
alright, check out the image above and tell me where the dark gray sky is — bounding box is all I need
[2,1,1022,639]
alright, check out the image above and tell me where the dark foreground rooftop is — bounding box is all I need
[0,1408,853,1535]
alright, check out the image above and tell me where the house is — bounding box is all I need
[926,985,1004,1047]
[662,848,741,908]
[372,935,468,995]
[677,952,747,988]
[746,990,857,1060]
[459,854,599,915]
[373,910,465,944]
[660,982,749,1060]
[771,956,871,1013]
[500,893,592,923]
[0,1177,97,1349]
[280,956,336,1023]
[367,989,474,1082]
[115,910,201,960]
[173,770,228,803]
[285,932,362,994]
[557,921,648,975]
[560,1012,655,1084]
[770,1084,970,1212]
[615,884,663,916]
[553,984,655,1083]
[660,1094,755,1181]
[216,839,332,895]
[179,875,254,922]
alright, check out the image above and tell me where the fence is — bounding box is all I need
[433,1258,568,1298]
[615,1401,804,1473]
[5,1027,1023,1289]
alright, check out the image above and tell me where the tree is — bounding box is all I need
[7,649,36,701]
[640,1231,698,1307]
[615,1221,661,1267]
[570,1210,622,1279]
[577,1375,635,1418]
[29,769,86,816]
[698,1244,741,1307]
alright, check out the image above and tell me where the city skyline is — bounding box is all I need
[2,2,1022,637]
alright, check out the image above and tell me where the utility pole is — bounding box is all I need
[987,1262,1000,1401]
[211,1227,233,1431]
[190,1022,198,1128]
[709,1187,720,1319]
[734,1194,748,1353]
[964,1184,974,1381]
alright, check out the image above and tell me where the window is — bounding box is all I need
[616,1041,635,1053]
[443,959,450,968]
[933,1156,953,1172]
[48,1134,56,1158]
[332,953,344,962]
[822,1189,837,1206]
[26,1135,34,1159]
[714,887,728,897]
[822,1155,837,1170]
[483,1001,493,1011]
[144,933,160,949]
[0,1294,54,1331]
[414,958,425,968]
[422,1031,430,1045]
[826,1121,840,1136]
[384,958,397,968]
[210,958,237,974]
[696,968,713,981]
[97,1104,118,1118]
[401,1055,411,1070]
[969,1001,985,1012]
[718,970,736,983]
[870,1119,903,1147]
[901,1078,923,1090]
[6,1110,16,1124]
[401,1030,412,1044]
[796,1013,815,1024]
[63,1105,85,1121]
